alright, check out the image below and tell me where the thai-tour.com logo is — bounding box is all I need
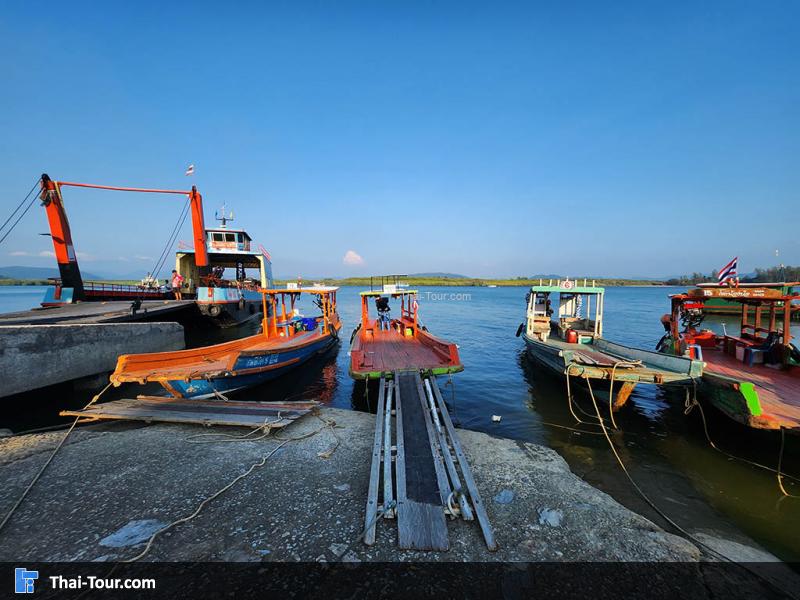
[14,568,38,594]
[14,567,156,593]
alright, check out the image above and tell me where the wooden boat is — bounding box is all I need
[110,287,340,398]
[349,283,462,379]
[518,280,702,409]
[658,285,800,431]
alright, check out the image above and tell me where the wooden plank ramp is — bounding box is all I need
[363,371,497,552]
[60,396,319,429]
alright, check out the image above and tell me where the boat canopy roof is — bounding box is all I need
[177,249,267,268]
[675,286,799,303]
[697,281,798,290]
[360,289,418,297]
[262,286,339,295]
[529,284,605,295]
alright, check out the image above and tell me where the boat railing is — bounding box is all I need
[50,278,166,295]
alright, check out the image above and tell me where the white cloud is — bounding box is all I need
[343,250,365,266]
[134,255,153,261]
[38,250,56,258]
[8,250,31,256]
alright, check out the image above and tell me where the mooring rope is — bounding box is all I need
[681,380,800,493]
[122,413,340,562]
[149,196,190,280]
[0,382,113,535]
[607,360,642,430]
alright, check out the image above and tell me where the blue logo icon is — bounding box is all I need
[14,568,38,594]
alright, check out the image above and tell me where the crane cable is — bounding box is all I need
[0,178,42,247]
[149,197,191,280]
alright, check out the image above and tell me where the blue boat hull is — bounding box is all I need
[163,334,337,399]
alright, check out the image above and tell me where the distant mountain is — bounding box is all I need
[0,266,103,280]
[409,272,468,279]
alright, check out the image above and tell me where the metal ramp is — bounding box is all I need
[364,371,496,551]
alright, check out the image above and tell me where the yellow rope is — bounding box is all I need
[123,414,339,562]
[607,360,642,430]
[0,381,114,535]
[682,381,800,491]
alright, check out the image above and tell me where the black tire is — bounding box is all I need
[515,323,524,337]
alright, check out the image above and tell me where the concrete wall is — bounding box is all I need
[0,322,184,397]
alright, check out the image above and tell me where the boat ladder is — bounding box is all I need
[364,371,496,551]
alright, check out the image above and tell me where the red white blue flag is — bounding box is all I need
[717,256,738,284]
[185,164,195,176]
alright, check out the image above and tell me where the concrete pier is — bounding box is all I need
[0,323,184,397]
[0,407,723,562]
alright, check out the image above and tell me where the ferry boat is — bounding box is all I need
[349,278,462,380]
[110,287,340,399]
[35,175,273,327]
[658,284,800,431]
[518,279,702,410]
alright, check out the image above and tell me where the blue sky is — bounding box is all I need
[1,1,798,279]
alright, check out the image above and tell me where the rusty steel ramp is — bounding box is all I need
[363,371,496,552]
[61,396,319,429]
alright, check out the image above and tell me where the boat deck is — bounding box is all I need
[530,337,701,383]
[350,328,461,377]
[703,348,800,429]
[112,330,320,383]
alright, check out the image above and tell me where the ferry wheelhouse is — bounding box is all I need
[174,208,274,327]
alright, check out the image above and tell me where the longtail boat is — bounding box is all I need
[110,287,340,398]
[658,284,800,431]
[349,282,462,379]
[518,280,702,409]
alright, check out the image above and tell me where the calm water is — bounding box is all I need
[2,285,799,561]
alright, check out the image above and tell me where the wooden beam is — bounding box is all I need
[363,377,386,545]
[430,378,497,551]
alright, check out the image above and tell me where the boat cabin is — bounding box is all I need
[174,208,273,295]
[207,228,252,253]
[525,280,604,344]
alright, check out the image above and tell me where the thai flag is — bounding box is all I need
[185,164,195,176]
[718,256,738,284]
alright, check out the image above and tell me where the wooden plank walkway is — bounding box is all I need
[363,372,496,552]
[396,372,448,550]
[60,396,318,429]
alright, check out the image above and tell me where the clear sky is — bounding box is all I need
[1,1,798,279]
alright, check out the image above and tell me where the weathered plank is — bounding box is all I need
[430,378,497,551]
[396,499,448,551]
[414,372,452,508]
[59,397,316,429]
[364,377,386,545]
[396,372,448,551]
[422,377,473,521]
[382,381,395,518]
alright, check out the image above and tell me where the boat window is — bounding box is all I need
[237,233,243,243]
[225,233,236,242]
[212,233,224,242]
